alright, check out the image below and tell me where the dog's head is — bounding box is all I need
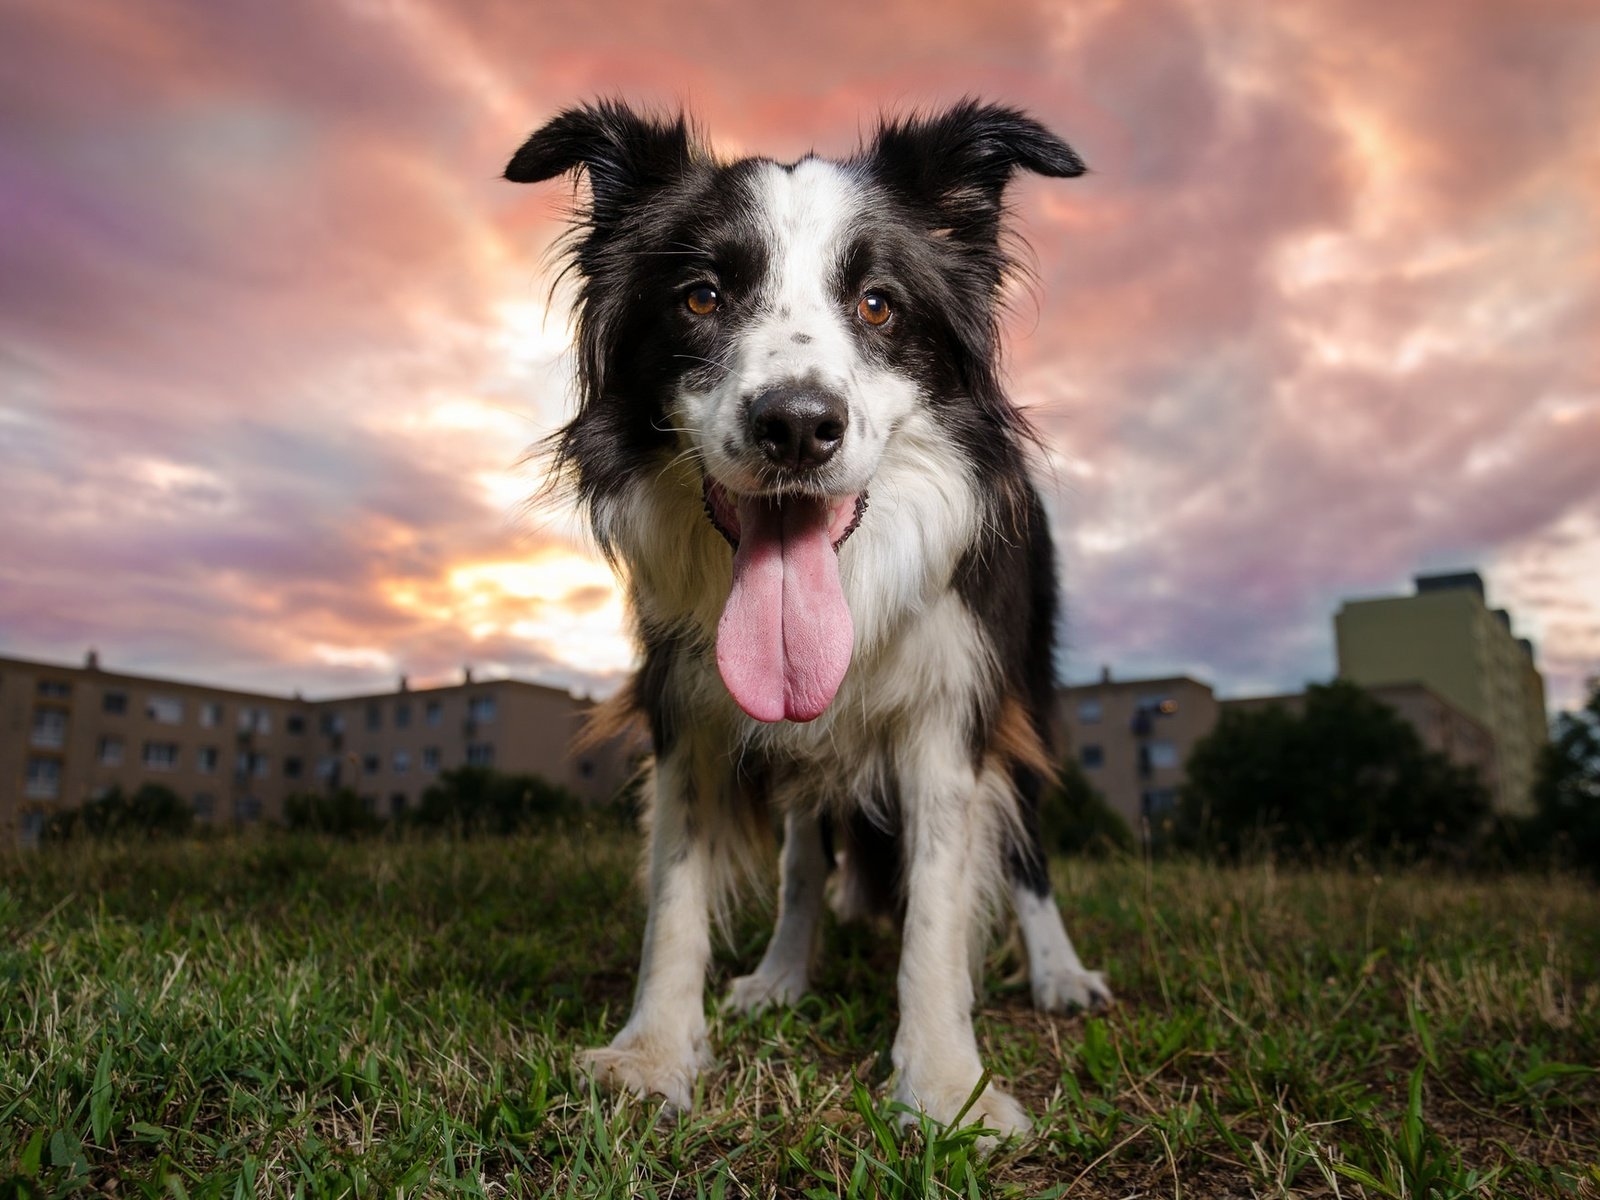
[507,100,1083,723]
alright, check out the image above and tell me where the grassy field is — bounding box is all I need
[1,829,1596,1198]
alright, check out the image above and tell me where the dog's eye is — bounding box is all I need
[857,292,892,327]
[685,285,720,316]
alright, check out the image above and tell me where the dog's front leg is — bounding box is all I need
[581,751,713,1112]
[892,764,1030,1139]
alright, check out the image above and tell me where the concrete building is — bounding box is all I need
[0,652,635,846]
[1057,671,1220,835]
[1335,572,1548,815]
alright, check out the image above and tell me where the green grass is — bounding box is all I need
[2,831,1597,1197]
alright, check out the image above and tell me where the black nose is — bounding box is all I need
[748,386,848,470]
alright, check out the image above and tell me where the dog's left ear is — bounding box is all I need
[866,100,1085,242]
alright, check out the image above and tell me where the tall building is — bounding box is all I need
[1057,671,1220,836]
[0,652,636,846]
[1335,572,1548,815]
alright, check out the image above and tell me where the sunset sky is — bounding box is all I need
[2,0,1597,712]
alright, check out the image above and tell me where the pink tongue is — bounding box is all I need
[716,494,854,722]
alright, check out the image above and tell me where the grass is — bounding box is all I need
[1,829,1597,1197]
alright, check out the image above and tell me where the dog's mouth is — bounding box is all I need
[702,478,868,725]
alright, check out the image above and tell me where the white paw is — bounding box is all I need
[578,1029,706,1113]
[893,1073,1032,1141]
[1032,966,1113,1014]
[724,969,807,1013]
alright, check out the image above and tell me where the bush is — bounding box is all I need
[411,766,584,834]
[1520,681,1600,878]
[46,784,193,841]
[1177,680,1492,862]
[1039,758,1134,857]
[284,788,383,837]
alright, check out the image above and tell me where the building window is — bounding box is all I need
[363,753,380,776]
[236,751,269,779]
[97,735,124,766]
[366,702,382,732]
[148,695,184,725]
[37,679,71,699]
[30,708,67,749]
[317,757,339,780]
[197,746,219,774]
[143,742,180,771]
[238,707,272,735]
[466,742,495,767]
[390,793,408,818]
[198,701,222,729]
[193,793,215,821]
[103,690,128,715]
[393,750,410,775]
[1076,699,1103,724]
[25,757,61,798]
[286,714,306,735]
[579,759,595,779]
[395,702,411,729]
[237,795,262,824]
[284,756,303,780]
[1145,740,1180,770]
[1141,788,1178,817]
[319,711,345,736]
[425,700,443,728]
[422,746,440,772]
[1138,694,1177,716]
[20,810,47,846]
[467,696,497,724]
[1080,744,1104,769]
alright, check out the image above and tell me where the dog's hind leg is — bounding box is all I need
[724,808,828,1012]
[1008,767,1112,1012]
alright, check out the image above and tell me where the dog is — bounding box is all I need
[505,99,1109,1136]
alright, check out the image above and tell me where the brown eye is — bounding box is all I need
[685,285,720,315]
[857,291,892,327]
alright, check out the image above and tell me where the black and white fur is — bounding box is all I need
[505,100,1109,1136]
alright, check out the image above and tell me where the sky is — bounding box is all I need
[1,0,1598,713]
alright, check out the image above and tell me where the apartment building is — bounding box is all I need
[1057,672,1221,834]
[0,652,635,846]
[1335,572,1548,815]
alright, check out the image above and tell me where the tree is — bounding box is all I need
[1178,680,1491,861]
[1038,758,1134,857]
[1525,679,1600,877]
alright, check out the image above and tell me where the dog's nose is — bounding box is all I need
[748,386,847,470]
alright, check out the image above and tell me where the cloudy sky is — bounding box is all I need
[2,0,1597,712]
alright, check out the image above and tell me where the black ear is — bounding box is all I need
[504,100,697,225]
[866,100,1085,239]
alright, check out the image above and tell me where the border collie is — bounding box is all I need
[505,99,1109,1136]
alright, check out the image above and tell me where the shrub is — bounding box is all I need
[411,767,584,834]
[45,783,193,841]
[1038,758,1134,857]
[284,788,383,837]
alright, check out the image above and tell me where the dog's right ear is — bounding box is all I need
[504,101,696,227]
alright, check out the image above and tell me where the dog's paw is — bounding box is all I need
[1032,966,1113,1014]
[893,1073,1032,1142]
[724,969,807,1014]
[578,1031,705,1113]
